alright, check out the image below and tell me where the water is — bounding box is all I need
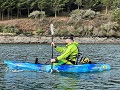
[0,44,120,90]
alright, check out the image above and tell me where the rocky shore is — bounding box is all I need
[0,35,120,44]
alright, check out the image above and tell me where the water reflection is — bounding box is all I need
[3,69,112,90]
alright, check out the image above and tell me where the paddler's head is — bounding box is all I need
[65,34,74,44]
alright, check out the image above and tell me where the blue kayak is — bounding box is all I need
[4,60,111,73]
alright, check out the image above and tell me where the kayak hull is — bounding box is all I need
[4,60,111,73]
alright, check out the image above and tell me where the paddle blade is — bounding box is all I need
[50,24,54,35]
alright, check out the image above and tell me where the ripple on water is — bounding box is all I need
[0,44,120,90]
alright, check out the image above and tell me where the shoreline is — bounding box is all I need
[0,35,120,44]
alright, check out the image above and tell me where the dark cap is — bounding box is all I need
[64,34,74,40]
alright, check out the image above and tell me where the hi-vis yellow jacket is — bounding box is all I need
[55,42,79,64]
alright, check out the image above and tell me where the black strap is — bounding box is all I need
[75,47,81,65]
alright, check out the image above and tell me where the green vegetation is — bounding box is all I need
[100,22,119,37]
[28,10,45,20]
[112,9,120,23]
[69,9,97,22]
[36,27,45,35]
[0,25,26,36]
[0,0,119,19]
[74,0,82,9]
[0,25,18,33]
[0,0,119,37]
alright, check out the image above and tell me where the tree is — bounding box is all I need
[24,0,37,17]
[50,0,67,17]
[25,0,32,16]
[6,0,16,20]
[112,9,120,23]
[36,0,47,11]
[75,0,82,9]
[112,0,120,9]
[16,0,26,18]
[82,0,100,9]
[66,0,75,13]
[0,0,3,20]
[30,0,37,11]
[0,0,7,20]
[101,0,113,14]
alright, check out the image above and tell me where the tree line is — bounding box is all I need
[0,0,119,20]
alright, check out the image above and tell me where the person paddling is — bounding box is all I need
[50,34,79,65]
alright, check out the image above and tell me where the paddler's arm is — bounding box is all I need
[51,42,65,52]
[57,46,72,60]
[51,46,72,63]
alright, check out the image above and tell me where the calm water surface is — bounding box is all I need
[0,44,120,90]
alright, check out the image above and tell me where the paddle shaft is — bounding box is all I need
[51,35,54,72]
[51,36,54,58]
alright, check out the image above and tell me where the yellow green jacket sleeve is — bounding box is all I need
[55,46,66,53]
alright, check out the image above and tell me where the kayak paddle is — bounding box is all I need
[50,24,54,72]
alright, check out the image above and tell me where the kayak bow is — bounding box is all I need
[4,60,111,73]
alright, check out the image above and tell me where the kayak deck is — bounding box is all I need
[4,60,111,73]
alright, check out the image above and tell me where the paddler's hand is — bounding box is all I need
[51,59,56,63]
[51,42,55,47]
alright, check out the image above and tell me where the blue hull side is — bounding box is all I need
[4,60,111,73]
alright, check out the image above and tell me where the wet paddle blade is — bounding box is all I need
[50,24,54,35]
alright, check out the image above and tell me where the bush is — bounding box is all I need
[2,25,18,33]
[100,22,119,37]
[0,25,22,35]
[59,30,68,36]
[69,9,82,24]
[100,22,119,31]
[83,9,96,19]
[69,9,97,24]
[28,10,45,20]
[0,25,4,32]
[112,9,120,23]
[36,27,45,35]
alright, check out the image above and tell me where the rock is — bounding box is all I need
[0,35,120,44]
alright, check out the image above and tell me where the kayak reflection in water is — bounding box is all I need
[50,34,79,65]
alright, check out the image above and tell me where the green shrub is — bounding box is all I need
[36,27,45,35]
[2,26,8,33]
[69,9,97,24]
[100,22,119,31]
[100,22,119,37]
[83,9,96,19]
[2,25,16,33]
[71,30,80,36]
[0,25,22,35]
[28,10,45,20]
[69,9,82,24]
[0,25,4,32]
[112,9,120,23]
[59,30,68,36]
